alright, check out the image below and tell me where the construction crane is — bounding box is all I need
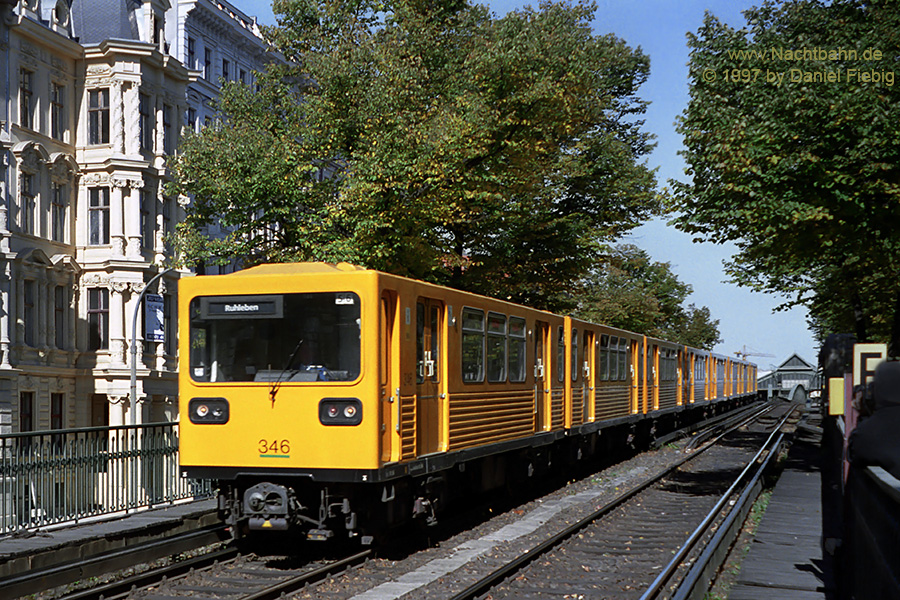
[733,345,775,360]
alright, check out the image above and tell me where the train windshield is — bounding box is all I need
[188,292,361,383]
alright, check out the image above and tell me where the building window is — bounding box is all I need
[23,280,36,346]
[187,37,195,69]
[152,14,163,47]
[51,83,65,140]
[20,173,35,234]
[163,105,173,154]
[239,68,247,85]
[88,288,109,350]
[141,189,153,251]
[51,183,67,242]
[88,187,110,245]
[186,107,196,133]
[222,59,230,81]
[139,93,153,151]
[162,197,173,242]
[88,89,110,144]
[51,393,65,431]
[204,48,211,80]
[20,392,34,432]
[55,285,67,349]
[19,69,34,129]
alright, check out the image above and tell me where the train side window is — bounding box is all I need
[608,336,618,381]
[486,312,507,383]
[508,317,526,383]
[570,328,579,382]
[556,326,565,383]
[461,308,485,383]
[599,334,609,381]
[416,302,426,384]
[618,339,628,381]
[430,305,440,383]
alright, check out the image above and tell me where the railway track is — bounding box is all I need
[3,524,231,600]
[446,401,796,600]
[13,400,790,600]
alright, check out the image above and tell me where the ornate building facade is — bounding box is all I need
[0,0,275,434]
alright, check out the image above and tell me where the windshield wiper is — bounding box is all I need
[269,339,303,407]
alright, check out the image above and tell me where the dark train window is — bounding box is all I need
[557,326,565,383]
[608,336,618,381]
[189,292,360,383]
[417,303,425,383]
[486,313,507,383]
[599,334,609,381]
[570,329,579,382]
[618,339,628,381]
[461,308,485,383]
[415,302,441,384]
[508,317,526,383]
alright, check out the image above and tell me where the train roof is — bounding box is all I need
[230,262,367,276]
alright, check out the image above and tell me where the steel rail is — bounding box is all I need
[672,428,787,600]
[239,549,372,600]
[2,524,229,600]
[684,401,777,451]
[59,546,238,600]
[445,401,778,600]
[639,407,795,600]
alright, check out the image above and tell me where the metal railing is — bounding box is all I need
[842,465,900,599]
[0,422,215,535]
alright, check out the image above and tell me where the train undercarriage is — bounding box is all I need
[215,395,756,545]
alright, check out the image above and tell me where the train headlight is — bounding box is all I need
[188,398,229,424]
[319,398,362,426]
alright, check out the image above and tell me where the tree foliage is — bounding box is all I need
[170,0,660,312]
[673,0,900,349]
[575,244,722,349]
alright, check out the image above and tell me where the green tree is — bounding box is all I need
[170,0,660,312]
[673,0,900,349]
[575,244,721,349]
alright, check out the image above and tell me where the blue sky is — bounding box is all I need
[237,0,818,369]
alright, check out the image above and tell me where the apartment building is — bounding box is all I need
[0,0,276,434]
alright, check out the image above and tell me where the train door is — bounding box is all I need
[650,344,660,411]
[638,340,646,413]
[534,321,550,432]
[582,331,595,423]
[416,299,444,455]
[630,339,639,414]
[381,292,399,463]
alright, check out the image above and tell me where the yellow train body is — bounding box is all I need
[178,263,758,541]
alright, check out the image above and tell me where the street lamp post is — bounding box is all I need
[130,267,177,425]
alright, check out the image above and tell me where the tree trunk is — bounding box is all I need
[852,291,868,343]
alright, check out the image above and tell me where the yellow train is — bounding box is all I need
[179,263,758,543]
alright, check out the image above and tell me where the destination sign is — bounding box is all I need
[201,295,283,319]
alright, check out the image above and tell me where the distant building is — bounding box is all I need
[758,353,818,398]
[0,0,278,434]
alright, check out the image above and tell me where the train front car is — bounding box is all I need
[179,263,382,542]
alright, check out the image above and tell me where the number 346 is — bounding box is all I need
[259,439,290,454]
